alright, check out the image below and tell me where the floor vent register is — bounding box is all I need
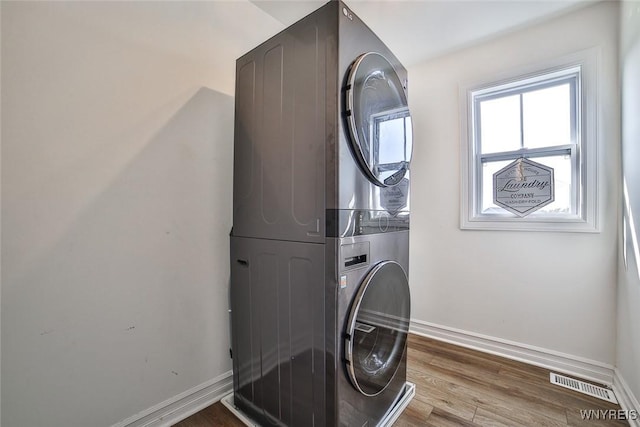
[550,372,618,404]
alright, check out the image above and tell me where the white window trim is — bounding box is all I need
[460,49,599,232]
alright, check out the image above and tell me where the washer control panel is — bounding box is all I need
[340,241,370,272]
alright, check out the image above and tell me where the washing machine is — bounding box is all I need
[331,231,411,426]
[229,1,414,425]
[229,230,412,426]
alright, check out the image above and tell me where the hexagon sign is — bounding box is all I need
[493,158,554,217]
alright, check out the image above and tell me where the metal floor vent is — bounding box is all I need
[550,373,618,404]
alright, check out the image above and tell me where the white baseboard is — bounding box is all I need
[410,319,615,385]
[111,370,233,427]
[613,368,640,427]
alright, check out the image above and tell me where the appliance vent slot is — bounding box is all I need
[345,254,367,267]
[550,373,618,404]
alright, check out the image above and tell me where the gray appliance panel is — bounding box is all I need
[233,1,411,244]
[233,4,336,243]
[231,2,412,426]
[330,1,411,214]
[331,231,410,426]
[230,236,326,426]
[327,208,409,238]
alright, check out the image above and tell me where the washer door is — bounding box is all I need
[345,261,411,396]
[345,52,413,187]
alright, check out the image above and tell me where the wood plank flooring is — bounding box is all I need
[173,334,628,426]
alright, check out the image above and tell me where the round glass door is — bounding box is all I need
[345,261,411,396]
[345,52,413,187]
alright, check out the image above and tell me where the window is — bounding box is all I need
[461,53,598,232]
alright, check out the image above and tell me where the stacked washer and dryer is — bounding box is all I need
[229,1,414,425]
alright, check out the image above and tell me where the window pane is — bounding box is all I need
[405,117,412,159]
[479,95,521,154]
[523,84,571,149]
[481,160,512,213]
[482,154,572,215]
[378,116,405,164]
[532,155,572,214]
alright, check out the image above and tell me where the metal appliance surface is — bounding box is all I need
[333,231,410,426]
[232,0,412,243]
[230,232,410,426]
[230,1,413,426]
[230,236,326,426]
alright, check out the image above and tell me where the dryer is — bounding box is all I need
[232,0,412,241]
[230,1,414,425]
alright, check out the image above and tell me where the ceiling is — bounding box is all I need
[48,0,594,96]
[250,0,592,66]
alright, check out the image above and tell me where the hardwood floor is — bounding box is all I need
[173,334,628,426]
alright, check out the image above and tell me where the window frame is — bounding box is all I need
[460,50,599,232]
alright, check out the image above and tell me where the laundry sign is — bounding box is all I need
[381,177,409,212]
[493,158,554,217]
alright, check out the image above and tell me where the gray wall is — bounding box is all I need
[617,0,640,411]
[0,2,283,426]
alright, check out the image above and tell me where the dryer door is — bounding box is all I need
[345,52,413,187]
[345,261,411,396]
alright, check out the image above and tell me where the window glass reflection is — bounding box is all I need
[348,53,412,187]
[372,107,411,185]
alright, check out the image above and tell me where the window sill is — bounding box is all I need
[460,215,599,233]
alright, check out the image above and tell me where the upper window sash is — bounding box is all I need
[473,71,580,155]
[471,67,581,103]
